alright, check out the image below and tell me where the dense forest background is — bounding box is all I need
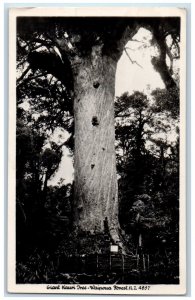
[16,17,180,284]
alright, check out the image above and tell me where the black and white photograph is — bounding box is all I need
[8,7,186,294]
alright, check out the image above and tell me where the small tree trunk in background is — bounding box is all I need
[73,46,120,243]
[151,28,177,90]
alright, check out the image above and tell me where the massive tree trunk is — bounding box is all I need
[72,47,120,243]
[17,16,181,254]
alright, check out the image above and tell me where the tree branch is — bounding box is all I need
[17,65,31,83]
[125,46,135,51]
[115,112,134,118]
[124,48,143,69]
[131,38,145,44]
[17,71,48,87]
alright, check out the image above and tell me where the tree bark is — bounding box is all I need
[72,47,120,243]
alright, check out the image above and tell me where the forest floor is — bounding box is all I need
[16,246,179,284]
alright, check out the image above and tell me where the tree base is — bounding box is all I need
[57,231,112,256]
[57,227,131,257]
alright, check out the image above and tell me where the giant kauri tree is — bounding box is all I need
[17,16,180,245]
